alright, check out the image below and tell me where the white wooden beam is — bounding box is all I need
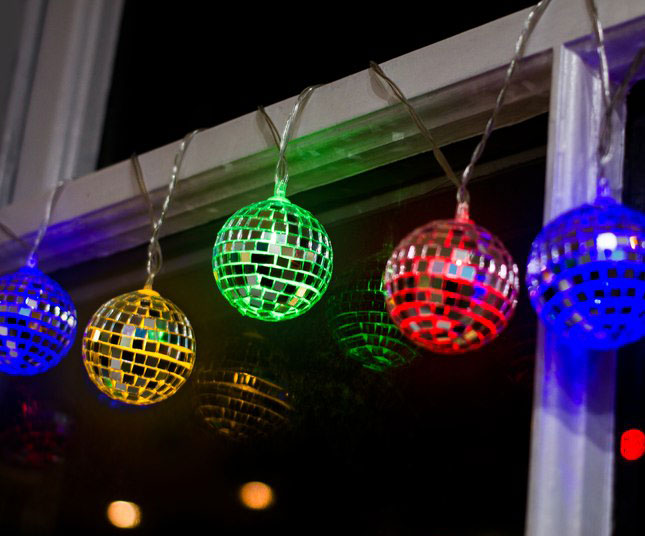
[0,1,641,276]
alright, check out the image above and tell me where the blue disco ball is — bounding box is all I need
[0,266,77,375]
[526,196,645,349]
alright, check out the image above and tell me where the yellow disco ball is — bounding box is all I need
[82,288,196,405]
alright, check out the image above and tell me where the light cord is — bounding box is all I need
[586,0,645,198]
[257,105,282,149]
[26,179,69,268]
[368,1,551,215]
[273,85,320,199]
[130,153,156,230]
[460,0,552,203]
[369,61,460,190]
[144,129,200,289]
[585,0,612,109]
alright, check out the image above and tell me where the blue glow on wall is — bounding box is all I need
[0,266,77,375]
[526,196,645,349]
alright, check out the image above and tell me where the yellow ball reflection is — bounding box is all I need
[239,481,274,510]
[107,500,141,529]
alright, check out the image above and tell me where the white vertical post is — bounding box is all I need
[525,44,625,536]
[11,0,124,203]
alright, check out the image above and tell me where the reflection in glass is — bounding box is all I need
[327,257,419,371]
[194,334,292,441]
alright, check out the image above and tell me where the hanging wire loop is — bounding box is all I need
[27,179,69,268]
[131,153,156,230]
[369,61,460,189]
[144,129,200,289]
[273,85,320,199]
[460,0,552,197]
[586,0,645,198]
[368,1,551,216]
[257,105,282,149]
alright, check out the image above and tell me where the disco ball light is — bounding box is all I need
[213,196,333,321]
[526,195,645,349]
[384,209,519,353]
[82,288,196,405]
[0,265,77,375]
[327,257,419,371]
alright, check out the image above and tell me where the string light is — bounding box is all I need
[82,133,198,405]
[377,1,550,353]
[213,87,333,321]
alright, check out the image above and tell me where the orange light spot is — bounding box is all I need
[107,501,141,529]
[239,481,274,510]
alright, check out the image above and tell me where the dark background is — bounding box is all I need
[615,79,645,536]
[2,2,643,536]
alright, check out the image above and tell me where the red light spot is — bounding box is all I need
[621,429,645,461]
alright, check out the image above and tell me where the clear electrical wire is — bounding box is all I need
[26,179,69,267]
[370,0,552,211]
[131,130,200,289]
[585,0,645,197]
[273,85,319,199]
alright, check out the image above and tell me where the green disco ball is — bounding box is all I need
[213,196,333,321]
[327,257,419,372]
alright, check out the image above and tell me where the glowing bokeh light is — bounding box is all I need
[239,481,274,510]
[107,500,141,529]
[621,428,645,461]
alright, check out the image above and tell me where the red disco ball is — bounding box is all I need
[384,205,520,353]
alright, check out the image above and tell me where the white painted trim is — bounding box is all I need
[525,34,630,535]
